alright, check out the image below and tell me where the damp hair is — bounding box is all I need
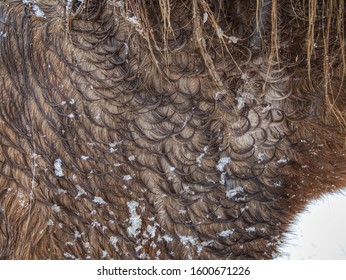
[0,0,345,260]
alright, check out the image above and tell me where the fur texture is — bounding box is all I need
[0,0,345,259]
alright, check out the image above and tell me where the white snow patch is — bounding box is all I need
[54,158,64,177]
[203,12,208,23]
[220,172,226,185]
[169,166,175,172]
[123,175,132,181]
[126,16,140,26]
[92,196,106,205]
[51,204,60,213]
[178,235,198,246]
[226,186,244,198]
[109,140,122,153]
[81,155,89,160]
[245,226,256,233]
[128,155,135,161]
[91,220,101,228]
[163,235,173,243]
[196,148,208,166]
[33,6,45,17]
[75,185,87,199]
[228,36,239,44]
[63,253,76,259]
[110,236,118,249]
[135,245,143,252]
[146,224,157,239]
[277,156,288,164]
[101,250,108,258]
[47,219,54,226]
[67,113,75,119]
[197,240,213,255]
[236,92,254,110]
[257,152,265,163]
[57,188,67,194]
[29,3,45,18]
[116,0,124,8]
[127,201,142,238]
[218,229,235,237]
[216,157,231,172]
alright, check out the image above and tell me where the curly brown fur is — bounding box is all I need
[0,0,345,259]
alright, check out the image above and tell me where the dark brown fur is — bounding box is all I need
[0,0,345,259]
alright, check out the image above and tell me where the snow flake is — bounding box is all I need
[169,166,175,172]
[81,155,89,160]
[246,226,256,233]
[196,153,205,166]
[127,201,142,237]
[110,236,118,249]
[277,156,288,164]
[146,224,157,238]
[63,253,76,259]
[138,253,147,259]
[123,175,132,181]
[128,155,135,161]
[216,157,231,172]
[257,152,265,163]
[162,235,173,243]
[197,240,213,255]
[203,12,208,23]
[241,73,249,80]
[92,196,106,205]
[75,185,87,199]
[64,253,76,260]
[135,245,143,252]
[57,188,67,194]
[226,186,244,198]
[91,220,101,228]
[51,204,60,213]
[218,229,235,237]
[32,4,45,18]
[54,158,64,177]
[101,250,108,258]
[116,0,124,8]
[126,16,140,26]
[228,36,239,44]
[178,235,198,246]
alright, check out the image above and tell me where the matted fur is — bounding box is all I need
[0,0,345,259]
